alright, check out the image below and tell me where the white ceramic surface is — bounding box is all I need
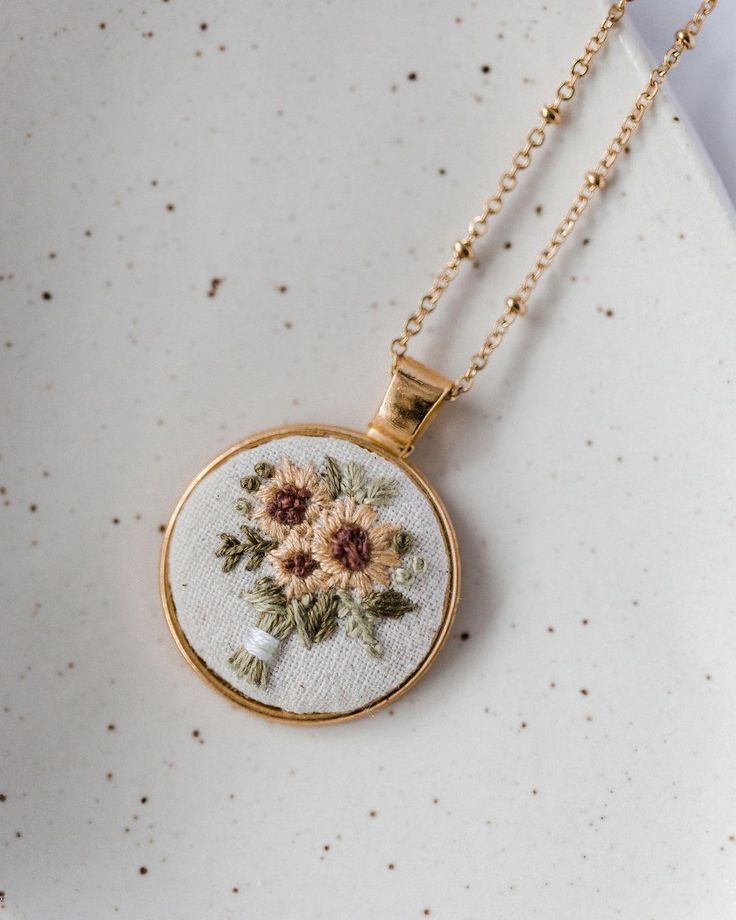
[1,2,734,918]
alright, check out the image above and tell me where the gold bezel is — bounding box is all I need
[159,424,460,725]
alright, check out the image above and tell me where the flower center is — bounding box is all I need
[266,484,312,526]
[283,552,318,579]
[330,524,371,572]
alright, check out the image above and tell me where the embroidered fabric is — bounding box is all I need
[168,435,451,714]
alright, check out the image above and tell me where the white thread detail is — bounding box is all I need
[242,624,280,664]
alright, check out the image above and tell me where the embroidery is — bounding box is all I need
[216,455,426,687]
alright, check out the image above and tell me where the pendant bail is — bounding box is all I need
[367,356,452,457]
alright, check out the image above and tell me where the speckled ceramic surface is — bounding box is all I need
[2,1,735,918]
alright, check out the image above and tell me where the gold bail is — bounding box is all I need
[367,356,452,457]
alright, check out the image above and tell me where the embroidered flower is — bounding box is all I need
[312,498,400,598]
[270,529,327,599]
[252,458,330,541]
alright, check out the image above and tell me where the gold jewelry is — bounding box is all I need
[161,1,716,723]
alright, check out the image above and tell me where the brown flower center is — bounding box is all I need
[330,524,371,572]
[283,552,318,579]
[266,484,312,526]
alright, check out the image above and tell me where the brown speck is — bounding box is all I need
[6,341,13,348]
[166,203,175,212]
[673,115,680,122]
[606,309,614,317]
[107,723,115,731]
[582,618,589,625]
[106,772,113,780]
[531,788,538,795]
[438,167,446,175]
[276,284,288,293]
[460,631,469,641]
[407,72,417,81]
[200,22,208,30]
[580,688,589,696]
[150,179,158,187]
[284,320,293,330]
[535,204,543,215]
[85,229,92,237]
[323,844,330,851]
[158,524,166,533]
[504,241,512,249]
[207,277,224,298]
[521,721,528,730]
[112,517,120,525]
[29,504,37,512]
[0,794,6,802]
[582,238,590,246]
[387,863,395,870]
[369,809,377,817]
[547,625,555,633]
[219,44,226,52]
[41,291,52,301]
[232,887,239,893]
[481,64,491,74]
[140,796,148,804]
[192,729,200,737]
[99,22,106,29]
[139,866,148,875]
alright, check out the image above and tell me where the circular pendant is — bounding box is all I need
[160,425,460,723]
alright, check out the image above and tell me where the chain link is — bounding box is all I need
[388,0,717,399]
[390,1,632,375]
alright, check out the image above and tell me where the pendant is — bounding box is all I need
[160,357,460,723]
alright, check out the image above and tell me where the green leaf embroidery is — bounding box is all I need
[341,460,367,499]
[241,576,287,615]
[321,456,343,499]
[360,477,396,506]
[336,590,382,658]
[214,524,277,573]
[363,588,417,619]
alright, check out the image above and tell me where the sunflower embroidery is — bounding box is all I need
[251,458,331,541]
[311,498,399,598]
[270,528,327,600]
[215,454,426,687]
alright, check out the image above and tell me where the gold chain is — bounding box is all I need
[389,0,717,400]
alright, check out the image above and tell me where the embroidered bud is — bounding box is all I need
[394,567,414,587]
[254,461,275,479]
[240,475,261,492]
[412,555,426,575]
[234,498,252,515]
[392,530,413,555]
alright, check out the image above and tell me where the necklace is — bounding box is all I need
[160,1,716,724]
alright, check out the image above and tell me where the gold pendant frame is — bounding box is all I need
[160,424,460,725]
